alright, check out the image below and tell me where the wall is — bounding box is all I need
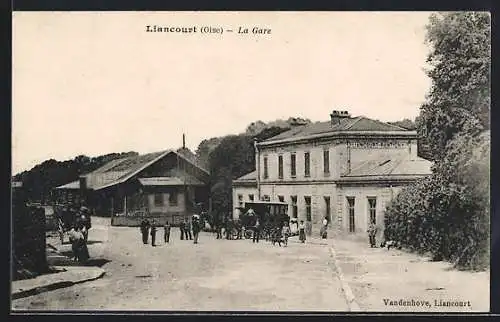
[147,190,186,214]
[259,182,338,235]
[336,184,404,239]
[258,137,415,182]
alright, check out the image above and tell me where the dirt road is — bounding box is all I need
[12,218,348,311]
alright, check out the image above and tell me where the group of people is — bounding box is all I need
[140,214,202,246]
[67,206,92,263]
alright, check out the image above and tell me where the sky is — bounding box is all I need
[12,11,433,175]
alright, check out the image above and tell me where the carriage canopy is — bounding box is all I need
[238,201,289,228]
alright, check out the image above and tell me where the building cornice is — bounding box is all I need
[257,131,418,148]
[233,174,428,187]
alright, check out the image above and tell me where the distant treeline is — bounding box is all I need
[13,117,420,207]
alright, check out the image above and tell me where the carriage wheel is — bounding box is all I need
[245,230,253,239]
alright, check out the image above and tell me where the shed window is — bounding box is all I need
[169,192,178,206]
[154,193,164,206]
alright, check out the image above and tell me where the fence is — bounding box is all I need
[111,210,191,227]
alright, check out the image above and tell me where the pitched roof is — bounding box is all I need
[55,180,80,190]
[234,170,257,182]
[86,149,208,191]
[343,157,432,178]
[261,116,411,144]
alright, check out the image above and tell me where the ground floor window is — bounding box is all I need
[324,196,331,223]
[305,196,312,222]
[368,197,377,225]
[169,191,178,206]
[347,197,355,233]
[291,196,298,218]
[154,193,164,206]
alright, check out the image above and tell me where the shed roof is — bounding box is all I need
[55,180,80,190]
[345,157,432,177]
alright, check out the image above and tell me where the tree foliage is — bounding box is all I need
[385,12,490,271]
[419,12,490,161]
[13,152,138,203]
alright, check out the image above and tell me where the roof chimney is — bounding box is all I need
[182,134,186,149]
[330,110,351,126]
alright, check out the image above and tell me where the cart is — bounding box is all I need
[237,201,290,241]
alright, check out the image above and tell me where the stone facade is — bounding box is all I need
[232,111,432,238]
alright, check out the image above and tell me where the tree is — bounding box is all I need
[418,12,490,161]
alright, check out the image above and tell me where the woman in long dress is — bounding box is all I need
[299,220,306,243]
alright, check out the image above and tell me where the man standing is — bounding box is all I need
[321,216,329,239]
[192,214,200,244]
[180,219,185,240]
[253,218,260,243]
[186,218,193,240]
[367,220,377,248]
[150,220,157,247]
[164,221,171,244]
[216,216,222,239]
[140,219,148,244]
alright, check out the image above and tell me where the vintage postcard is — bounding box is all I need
[11,11,490,312]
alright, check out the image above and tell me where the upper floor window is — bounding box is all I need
[249,194,254,202]
[304,152,311,177]
[263,156,269,179]
[323,149,330,174]
[290,153,296,177]
[278,155,284,179]
[278,195,285,203]
[238,194,243,207]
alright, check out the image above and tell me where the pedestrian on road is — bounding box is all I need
[253,218,260,243]
[180,220,185,240]
[140,219,149,244]
[299,220,306,243]
[367,220,377,248]
[186,219,193,240]
[150,220,157,247]
[216,218,222,239]
[192,214,200,244]
[282,222,291,247]
[321,216,328,239]
[164,221,171,244]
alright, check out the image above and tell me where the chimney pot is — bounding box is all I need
[330,110,351,126]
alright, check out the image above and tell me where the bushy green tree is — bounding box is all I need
[419,12,490,161]
[384,12,490,270]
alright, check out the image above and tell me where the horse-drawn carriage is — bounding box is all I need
[53,204,92,244]
[237,201,290,241]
